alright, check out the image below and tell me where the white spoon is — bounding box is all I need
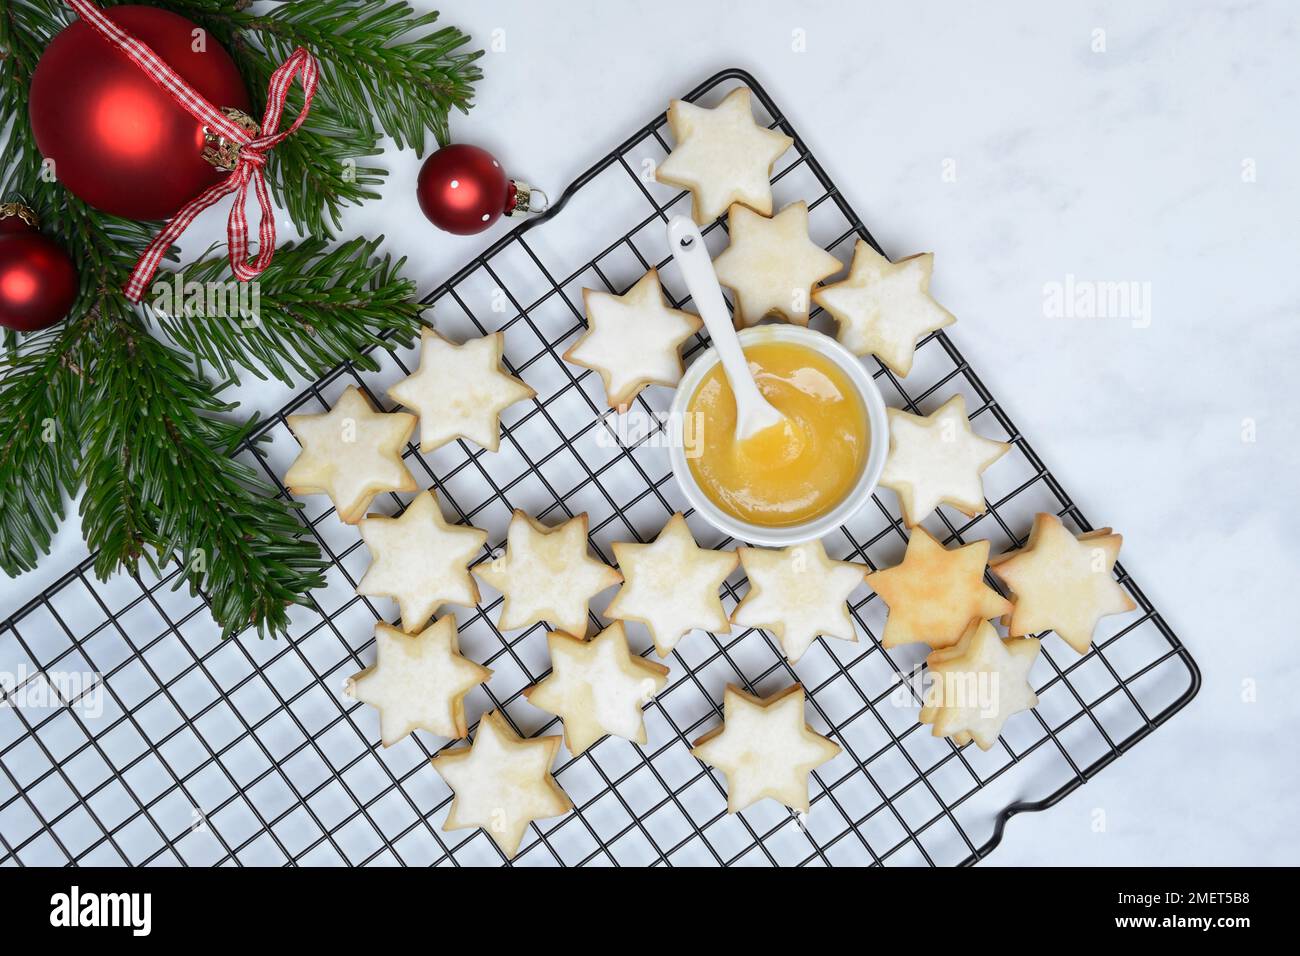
[667,216,786,441]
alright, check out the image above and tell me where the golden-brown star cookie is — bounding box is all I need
[523,622,669,755]
[284,385,417,523]
[357,490,487,634]
[347,618,492,747]
[919,619,1040,750]
[692,684,840,814]
[565,270,702,411]
[430,710,572,860]
[812,240,956,376]
[864,527,1012,649]
[712,202,842,327]
[388,328,534,453]
[472,511,622,637]
[732,540,866,663]
[989,512,1137,654]
[606,512,737,658]
[879,394,1010,526]
[655,86,793,225]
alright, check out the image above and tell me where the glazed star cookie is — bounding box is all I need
[606,513,738,657]
[989,512,1137,654]
[655,86,793,225]
[523,623,669,755]
[811,240,956,376]
[347,618,491,747]
[388,329,534,453]
[864,527,1012,649]
[285,385,417,523]
[430,710,572,860]
[879,394,1010,526]
[473,511,622,637]
[919,619,1040,750]
[692,684,840,814]
[357,490,487,634]
[731,540,866,663]
[712,202,842,327]
[564,270,702,411]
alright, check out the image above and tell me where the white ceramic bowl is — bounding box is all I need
[668,325,889,546]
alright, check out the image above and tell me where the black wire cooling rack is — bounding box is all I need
[0,68,1200,867]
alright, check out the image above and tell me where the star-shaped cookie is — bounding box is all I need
[523,622,669,755]
[879,394,1010,526]
[692,684,840,814]
[285,385,417,523]
[655,86,793,225]
[357,490,487,634]
[388,328,534,453]
[732,540,866,663]
[712,202,842,327]
[473,511,622,637]
[430,710,573,860]
[564,270,702,411]
[605,512,738,657]
[347,618,491,747]
[811,240,956,376]
[919,619,1040,750]
[989,512,1137,654]
[864,527,1012,649]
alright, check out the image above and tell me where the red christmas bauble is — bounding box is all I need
[28,6,250,221]
[0,233,79,332]
[417,144,519,235]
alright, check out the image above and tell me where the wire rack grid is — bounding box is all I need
[0,68,1200,867]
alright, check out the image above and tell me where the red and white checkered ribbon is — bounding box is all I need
[64,0,318,302]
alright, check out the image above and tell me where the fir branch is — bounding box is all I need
[0,323,86,574]
[231,0,483,154]
[151,235,426,386]
[231,48,388,237]
[79,298,327,637]
[1,0,480,637]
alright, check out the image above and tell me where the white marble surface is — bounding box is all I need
[4,0,1298,864]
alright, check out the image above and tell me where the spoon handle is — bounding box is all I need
[666,216,767,410]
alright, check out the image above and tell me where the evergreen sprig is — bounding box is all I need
[153,236,423,386]
[233,0,483,154]
[79,298,330,637]
[0,0,477,636]
[0,323,85,575]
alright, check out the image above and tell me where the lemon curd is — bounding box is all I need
[685,341,868,527]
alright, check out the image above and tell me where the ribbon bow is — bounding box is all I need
[65,0,318,302]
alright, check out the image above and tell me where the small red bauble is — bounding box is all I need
[28,5,250,221]
[417,144,542,235]
[0,232,79,333]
